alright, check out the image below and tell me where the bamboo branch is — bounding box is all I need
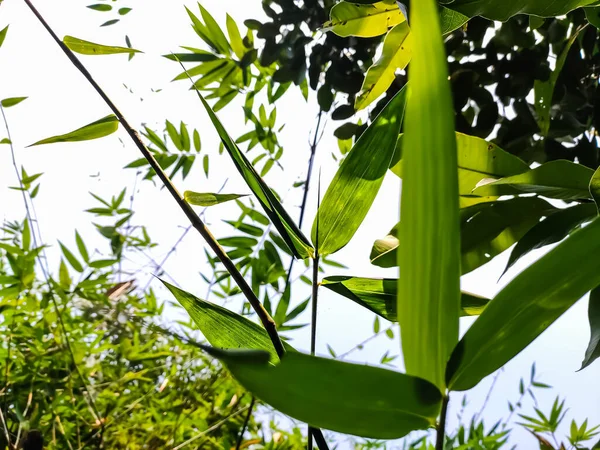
[436,396,449,450]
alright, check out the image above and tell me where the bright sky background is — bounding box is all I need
[1,1,599,448]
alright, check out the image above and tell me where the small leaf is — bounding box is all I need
[75,231,90,264]
[205,347,442,439]
[1,97,27,108]
[184,191,248,207]
[87,4,112,11]
[118,7,132,15]
[447,217,600,391]
[29,115,119,146]
[59,242,84,273]
[63,35,141,55]
[100,19,120,27]
[580,286,600,370]
[0,25,8,49]
[313,86,407,256]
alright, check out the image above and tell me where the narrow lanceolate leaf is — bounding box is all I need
[184,191,248,207]
[0,26,8,49]
[398,0,461,390]
[446,0,600,21]
[580,286,600,370]
[63,35,141,55]
[323,1,406,38]
[322,276,489,321]
[589,165,600,212]
[473,160,595,201]
[204,347,442,439]
[313,87,407,256]
[1,97,27,108]
[194,90,313,259]
[504,203,597,276]
[535,27,584,136]
[391,132,529,196]
[28,115,119,146]
[356,23,412,111]
[162,281,292,363]
[447,217,600,391]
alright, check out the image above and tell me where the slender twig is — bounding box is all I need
[436,396,450,450]
[475,369,503,422]
[171,405,250,450]
[23,0,285,359]
[235,397,255,450]
[0,406,12,450]
[339,325,396,359]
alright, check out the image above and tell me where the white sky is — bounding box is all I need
[1,1,599,448]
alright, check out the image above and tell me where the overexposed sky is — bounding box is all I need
[0,1,598,447]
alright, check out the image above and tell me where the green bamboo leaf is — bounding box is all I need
[75,231,90,263]
[0,26,8,49]
[397,0,460,390]
[226,14,245,59]
[63,36,141,55]
[313,86,407,256]
[163,281,292,363]
[472,160,595,201]
[504,203,597,276]
[390,132,529,196]
[165,120,182,150]
[589,165,600,211]
[197,3,231,55]
[439,7,470,34]
[1,97,27,108]
[59,242,84,273]
[447,217,600,391]
[580,286,600,370]
[184,191,247,207]
[446,0,599,21]
[204,347,442,439]
[534,27,584,137]
[322,277,490,321]
[585,7,600,28]
[356,23,412,111]
[28,115,119,146]
[193,90,313,259]
[324,1,406,38]
[373,197,556,274]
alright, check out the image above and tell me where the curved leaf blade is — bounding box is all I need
[398,0,460,390]
[581,286,600,370]
[63,35,141,55]
[446,0,599,21]
[313,86,407,256]
[323,1,406,38]
[447,217,600,391]
[322,276,489,321]
[206,348,442,439]
[28,115,119,146]
[472,160,595,201]
[184,191,248,207]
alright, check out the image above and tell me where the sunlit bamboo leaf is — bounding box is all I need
[28,115,119,146]
[63,35,141,55]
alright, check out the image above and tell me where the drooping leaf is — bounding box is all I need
[473,160,594,201]
[1,97,27,108]
[163,281,291,363]
[204,347,442,439]
[63,35,141,55]
[324,1,406,38]
[184,191,248,207]
[322,276,489,321]
[446,0,600,21]
[193,90,313,259]
[390,132,529,196]
[398,0,460,390]
[447,217,600,391]
[355,22,412,111]
[28,115,119,146]
[313,86,407,256]
[372,197,554,273]
[534,26,584,137]
[504,203,597,276]
[580,286,600,370]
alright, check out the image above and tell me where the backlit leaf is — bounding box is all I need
[580,286,600,370]
[324,1,406,38]
[63,35,141,55]
[29,115,119,146]
[446,0,599,21]
[184,191,248,207]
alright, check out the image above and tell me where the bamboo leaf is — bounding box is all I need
[313,86,407,256]
[204,347,442,439]
[163,281,291,363]
[59,242,83,273]
[447,217,600,391]
[504,203,597,276]
[0,25,8,49]
[226,14,245,59]
[446,0,599,21]
[28,115,119,146]
[473,160,595,201]
[322,276,489,321]
[390,132,529,196]
[193,90,313,259]
[184,191,248,207]
[590,164,600,211]
[1,97,27,108]
[397,0,461,390]
[63,35,141,55]
[356,23,412,111]
[580,286,600,370]
[324,1,406,38]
